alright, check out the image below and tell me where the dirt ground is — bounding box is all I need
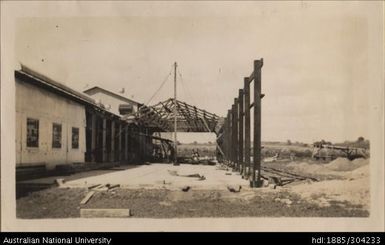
[16,158,370,219]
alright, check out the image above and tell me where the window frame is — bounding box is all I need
[52,123,62,149]
[71,127,79,149]
[26,118,39,148]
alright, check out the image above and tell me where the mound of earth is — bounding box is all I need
[287,158,369,178]
[288,159,370,210]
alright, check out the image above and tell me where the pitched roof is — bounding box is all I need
[83,86,141,106]
[16,64,96,107]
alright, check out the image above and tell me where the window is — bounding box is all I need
[27,118,39,147]
[52,123,62,148]
[72,127,79,149]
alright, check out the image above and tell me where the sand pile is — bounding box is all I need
[287,161,323,173]
[287,158,369,177]
[344,164,370,179]
[289,158,370,210]
[325,158,368,171]
[290,176,369,209]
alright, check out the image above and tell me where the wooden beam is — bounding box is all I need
[248,70,255,84]
[125,125,129,161]
[249,95,265,109]
[80,209,131,218]
[252,58,263,187]
[227,110,232,163]
[238,89,244,175]
[91,114,97,162]
[118,123,122,162]
[102,118,107,162]
[231,100,236,168]
[244,77,251,177]
[110,120,115,162]
[80,191,95,205]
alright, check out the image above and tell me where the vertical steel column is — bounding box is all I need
[102,118,107,162]
[231,105,236,167]
[91,114,97,162]
[124,125,129,161]
[110,120,115,162]
[118,123,122,162]
[221,117,228,161]
[238,89,244,176]
[233,98,239,170]
[251,59,263,187]
[227,109,232,165]
[244,77,251,178]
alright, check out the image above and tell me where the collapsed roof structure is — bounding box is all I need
[135,98,222,134]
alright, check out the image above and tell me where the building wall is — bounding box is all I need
[88,92,138,116]
[16,79,86,169]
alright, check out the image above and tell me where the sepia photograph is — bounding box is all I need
[1,1,384,232]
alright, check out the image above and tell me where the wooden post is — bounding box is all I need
[124,125,129,162]
[223,118,226,162]
[173,62,179,165]
[244,77,251,178]
[233,99,239,170]
[227,109,232,165]
[252,59,263,187]
[110,120,115,162]
[102,118,107,162]
[118,123,122,162]
[230,105,234,166]
[238,89,244,175]
[91,114,97,162]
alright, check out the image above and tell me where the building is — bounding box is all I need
[15,66,95,170]
[15,65,172,180]
[83,86,141,116]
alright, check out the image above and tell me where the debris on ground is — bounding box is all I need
[88,184,102,190]
[80,208,131,218]
[107,184,120,191]
[274,197,292,206]
[167,170,206,180]
[227,185,242,193]
[80,191,95,205]
[17,188,369,218]
[87,183,121,192]
[197,175,206,181]
[16,162,370,218]
[55,179,65,187]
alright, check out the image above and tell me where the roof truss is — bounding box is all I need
[136,98,220,133]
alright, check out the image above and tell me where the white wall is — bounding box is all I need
[89,92,138,116]
[15,80,86,170]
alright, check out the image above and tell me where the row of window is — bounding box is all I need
[26,118,79,149]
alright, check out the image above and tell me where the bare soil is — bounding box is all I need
[17,187,368,219]
[16,158,370,219]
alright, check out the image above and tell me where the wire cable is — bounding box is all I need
[178,69,197,106]
[145,65,173,106]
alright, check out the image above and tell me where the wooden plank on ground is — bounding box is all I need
[80,209,131,218]
[80,191,95,205]
[88,184,102,190]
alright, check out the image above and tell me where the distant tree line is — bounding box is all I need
[313,137,370,149]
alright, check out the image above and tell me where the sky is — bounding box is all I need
[14,1,380,143]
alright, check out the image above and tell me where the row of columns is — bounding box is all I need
[220,59,264,188]
[88,113,142,164]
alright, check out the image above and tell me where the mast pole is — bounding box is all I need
[173,62,178,165]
